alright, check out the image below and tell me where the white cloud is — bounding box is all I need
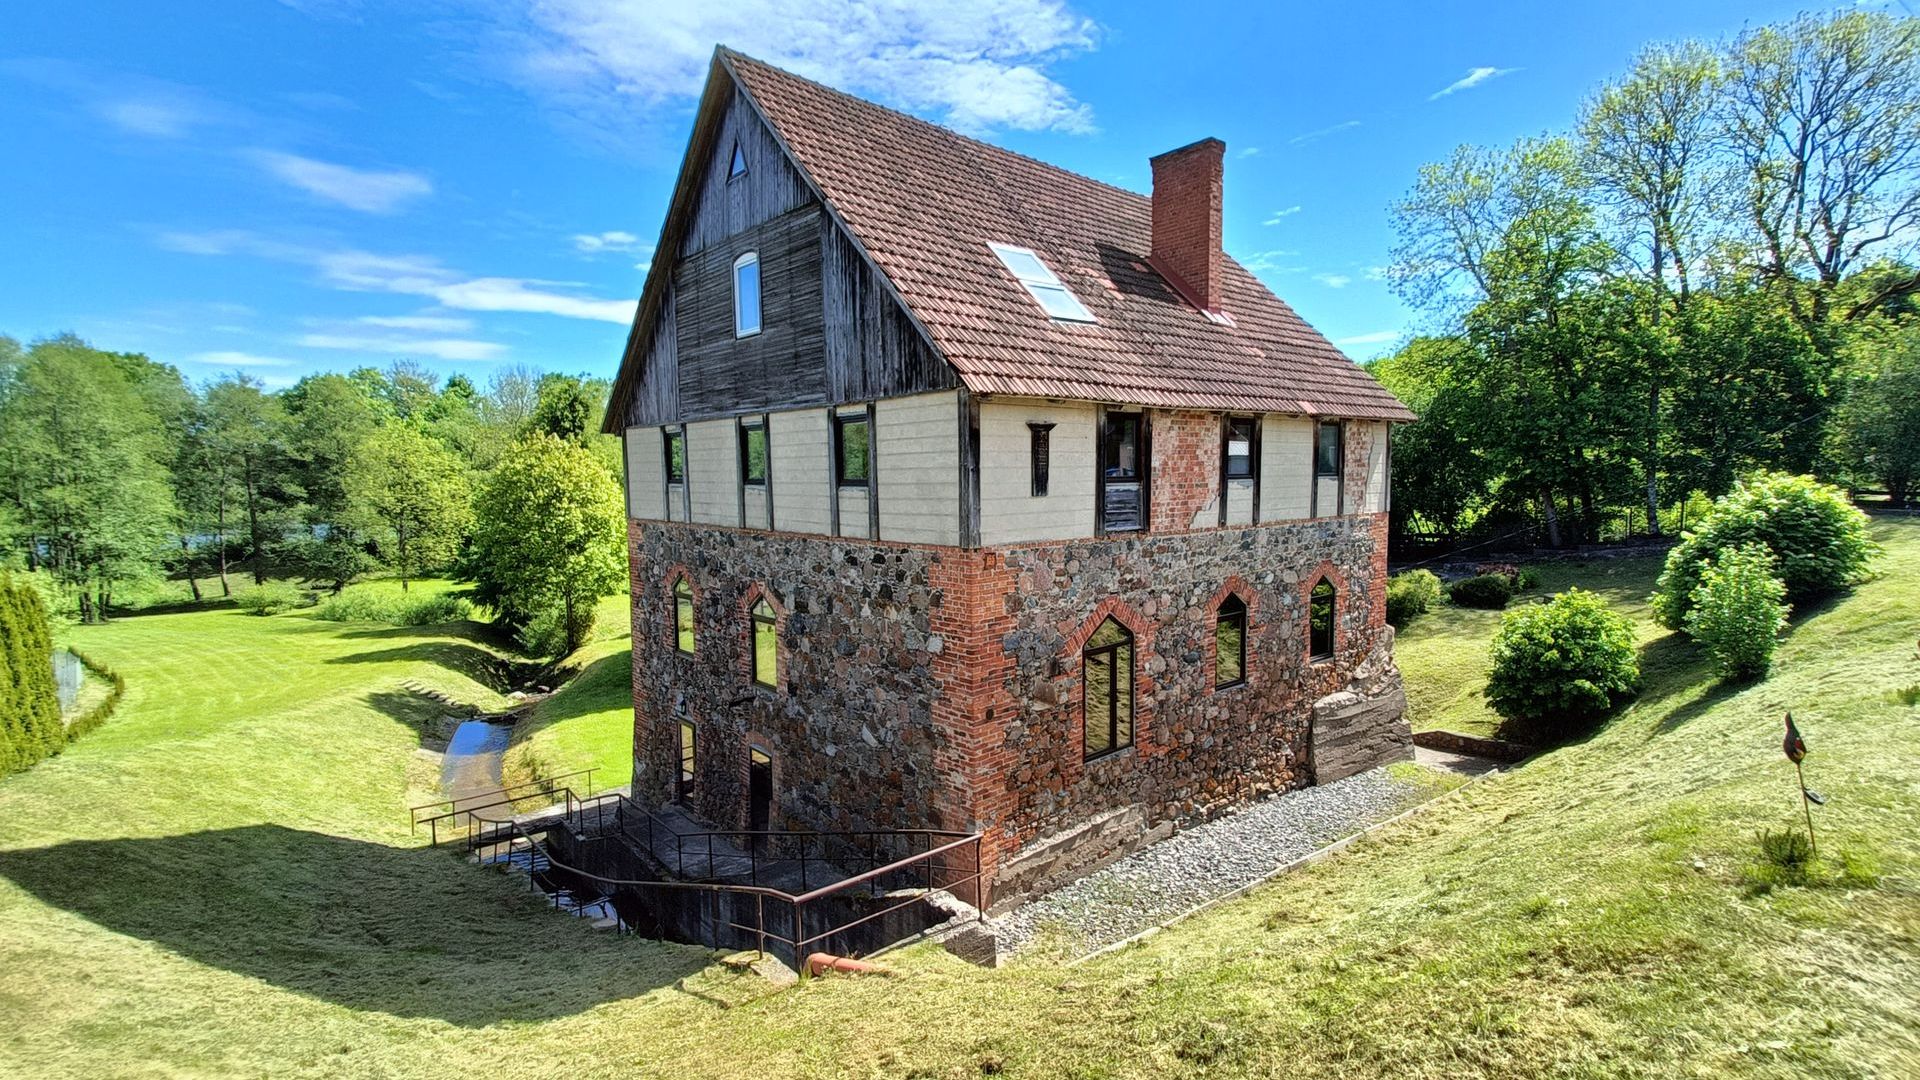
[1262,206,1303,226]
[354,314,475,332]
[573,230,647,253]
[1239,251,1305,276]
[1236,146,1260,159]
[483,0,1101,136]
[1363,265,1387,281]
[189,350,294,367]
[96,97,208,138]
[158,229,637,324]
[1429,66,1519,100]
[1314,273,1352,289]
[298,333,507,361]
[250,151,433,213]
[1333,330,1401,347]
[1288,120,1359,146]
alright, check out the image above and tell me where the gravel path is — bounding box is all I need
[992,768,1423,956]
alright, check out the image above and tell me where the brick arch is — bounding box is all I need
[740,582,790,694]
[1301,561,1348,665]
[1205,575,1258,694]
[1061,597,1157,762]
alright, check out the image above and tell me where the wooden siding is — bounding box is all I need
[823,221,956,402]
[674,204,829,419]
[876,391,961,545]
[769,408,832,535]
[624,426,666,520]
[679,87,814,258]
[687,419,739,525]
[625,291,680,427]
[979,398,1097,545]
[1260,416,1312,522]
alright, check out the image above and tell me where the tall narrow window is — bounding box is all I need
[1082,616,1135,759]
[672,576,695,655]
[834,412,870,486]
[1215,595,1247,688]
[678,721,696,801]
[1225,417,1255,480]
[740,422,767,486]
[1028,421,1054,497]
[751,597,778,688]
[728,143,747,179]
[1315,420,1342,478]
[664,427,686,484]
[1309,578,1336,661]
[1099,411,1144,533]
[733,252,761,337]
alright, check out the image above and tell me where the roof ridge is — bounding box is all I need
[718,46,1150,207]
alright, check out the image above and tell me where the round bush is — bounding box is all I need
[1386,569,1443,627]
[1449,573,1515,610]
[1684,543,1789,680]
[1486,588,1639,732]
[1652,473,1873,630]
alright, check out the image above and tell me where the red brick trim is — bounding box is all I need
[739,583,790,696]
[1204,576,1258,694]
[1302,560,1348,667]
[1062,598,1156,760]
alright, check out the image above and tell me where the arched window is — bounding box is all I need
[672,576,695,655]
[1082,616,1134,759]
[733,252,761,337]
[678,720,696,801]
[1309,578,1336,661]
[750,596,778,688]
[1215,594,1247,688]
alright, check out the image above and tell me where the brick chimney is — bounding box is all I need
[1150,137,1226,313]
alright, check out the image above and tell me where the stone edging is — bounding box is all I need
[1411,728,1534,762]
[1064,766,1504,967]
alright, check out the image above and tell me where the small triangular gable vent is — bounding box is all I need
[728,143,747,179]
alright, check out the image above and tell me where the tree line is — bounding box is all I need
[0,338,628,653]
[1374,10,1920,548]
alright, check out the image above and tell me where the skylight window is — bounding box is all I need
[988,243,1095,323]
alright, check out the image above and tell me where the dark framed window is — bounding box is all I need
[728,143,747,180]
[1309,578,1336,661]
[664,427,686,484]
[1028,422,1055,497]
[678,720,696,801]
[1315,420,1343,479]
[1102,413,1141,480]
[1082,616,1135,759]
[672,576,695,654]
[1225,417,1255,480]
[834,412,870,486]
[751,597,778,688]
[1215,595,1247,688]
[1098,411,1146,534]
[740,422,767,486]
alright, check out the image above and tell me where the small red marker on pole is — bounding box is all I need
[1782,713,1816,858]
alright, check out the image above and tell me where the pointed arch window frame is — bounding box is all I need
[1309,576,1337,662]
[1082,616,1136,761]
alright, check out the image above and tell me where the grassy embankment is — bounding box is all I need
[0,521,1914,1078]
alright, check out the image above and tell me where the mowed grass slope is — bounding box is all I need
[0,522,1915,1079]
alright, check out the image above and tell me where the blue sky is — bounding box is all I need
[0,0,1840,390]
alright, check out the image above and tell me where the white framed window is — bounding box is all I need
[988,243,1095,323]
[733,251,762,338]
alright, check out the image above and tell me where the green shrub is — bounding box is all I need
[1449,574,1515,610]
[315,589,473,626]
[518,604,596,658]
[1486,588,1639,732]
[234,582,308,616]
[1514,566,1542,591]
[1652,473,1874,630]
[0,571,65,777]
[1683,543,1789,680]
[61,648,124,743]
[1385,569,1443,627]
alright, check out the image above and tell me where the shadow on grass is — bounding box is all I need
[0,825,705,1026]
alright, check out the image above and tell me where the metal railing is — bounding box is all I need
[408,768,596,836]
[482,812,983,963]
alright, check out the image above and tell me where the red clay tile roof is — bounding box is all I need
[722,51,1412,422]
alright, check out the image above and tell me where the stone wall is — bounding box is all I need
[627,520,951,835]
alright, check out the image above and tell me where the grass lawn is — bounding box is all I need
[501,592,635,795]
[1,522,1916,1078]
[1395,553,1671,737]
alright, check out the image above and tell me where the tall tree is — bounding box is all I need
[1828,320,1920,505]
[203,376,295,586]
[344,424,472,591]
[466,435,626,655]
